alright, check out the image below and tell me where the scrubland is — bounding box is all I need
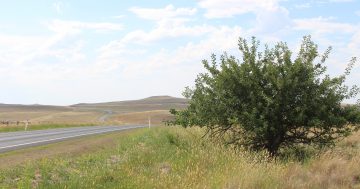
[0,126,359,188]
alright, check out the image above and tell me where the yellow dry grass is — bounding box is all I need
[0,96,183,125]
[31,111,103,123]
[111,110,173,125]
[0,126,359,188]
[0,112,56,121]
[0,110,103,125]
[0,109,172,125]
[281,131,360,189]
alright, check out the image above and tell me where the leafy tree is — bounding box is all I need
[169,36,360,156]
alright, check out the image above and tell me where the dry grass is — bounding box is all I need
[0,109,173,126]
[281,131,360,189]
[0,107,100,124]
[30,111,103,123]
[0,96,185,125]
[0,112,58,121]
[111,110,173,125]
[1,126,360,188]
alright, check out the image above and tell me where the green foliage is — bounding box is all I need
[169,36,360,155]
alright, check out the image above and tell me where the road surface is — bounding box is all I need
[0,125,144,153]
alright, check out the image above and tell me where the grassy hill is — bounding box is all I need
[0,104,72,112]
[0,96,188,125]
[72,95,188,113]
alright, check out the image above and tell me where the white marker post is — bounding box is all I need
[24,120,29,131]
[148,116,151,129]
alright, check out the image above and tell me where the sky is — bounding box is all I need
[0,0,359,105]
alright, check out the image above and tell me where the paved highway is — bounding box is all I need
[0,125,144,153]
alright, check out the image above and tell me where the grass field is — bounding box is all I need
[0,126,359,188]
[112,110,173,125]
[0,123,97,133]
[0,96,185,126]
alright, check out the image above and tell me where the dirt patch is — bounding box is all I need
[0,129,141,169]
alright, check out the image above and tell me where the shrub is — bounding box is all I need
[169,36,360,156]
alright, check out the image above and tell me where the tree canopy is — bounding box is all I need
[169,36,360,155]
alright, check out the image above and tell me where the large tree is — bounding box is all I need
[169,36,360,155]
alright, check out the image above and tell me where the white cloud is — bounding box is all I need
[0,32,87,73]
[356,10,360,16]
[98,4,216,60]
[112,15,126,19]
[98,3,292,79]
[347,30,360,57]
[130,4,197,21]
[0,19,126,97]
[98,4,207,47]
[293,17,356,34]
[124,24,215,43]
[293,0,354,10]
[53,1,64,14]
[47,19,123,35]
[328,0,354,2]
[0,19,123,69]
[197,0,291,35]
[252,6,291,34]
[198,0,281,18]
[98,25,243,79]
[294,3,311,9]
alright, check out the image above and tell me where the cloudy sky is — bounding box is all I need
[0,0,359,105]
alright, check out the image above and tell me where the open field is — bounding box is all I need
[2,96,358,188]
[0,126,359,188]
[0,123,96,133]
[112,110,173,125]
[0,105,99,125]
[0,96,187,126]
[30,111,103,123]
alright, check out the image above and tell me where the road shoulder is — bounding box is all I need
[0,128,143,169]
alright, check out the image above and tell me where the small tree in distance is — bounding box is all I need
[169,36,360,156]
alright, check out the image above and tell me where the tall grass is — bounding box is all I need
[0,127,359,188]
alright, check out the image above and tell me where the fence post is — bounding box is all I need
[25,120,29,131]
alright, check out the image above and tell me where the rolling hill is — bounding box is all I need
[0,96,188,125]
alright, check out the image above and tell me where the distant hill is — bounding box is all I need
[72,96,187,106]
[0,104,72,112]
[71,96,189,113]
[0,96,188,124]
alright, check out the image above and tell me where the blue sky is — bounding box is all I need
[0,0,359,105]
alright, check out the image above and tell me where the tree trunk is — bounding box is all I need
[267,134,283,156]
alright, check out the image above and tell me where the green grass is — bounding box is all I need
[0,127,284,188]
[0,123,96,133]
[0,126,359,188]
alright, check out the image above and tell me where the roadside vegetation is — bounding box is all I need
[170,36,360,156]
[0,123,96,133]
[0,126,360,188]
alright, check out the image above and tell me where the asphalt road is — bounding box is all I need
[0,125,144,153]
